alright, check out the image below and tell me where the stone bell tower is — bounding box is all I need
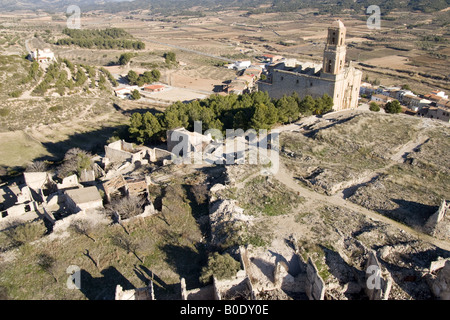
[322,19,347,75]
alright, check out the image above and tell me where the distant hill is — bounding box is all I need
[1,0,449,14]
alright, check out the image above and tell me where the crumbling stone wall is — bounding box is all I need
[154,148,173,162]
[305,257,326,300]
[115,283,155,300]
[105,140,137,163]
[427,259,450,300]
[424,200,449,235]
[103,175,127,202]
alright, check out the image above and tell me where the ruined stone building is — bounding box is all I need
[258,20,362,111]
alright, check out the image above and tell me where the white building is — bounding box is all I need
[227,60,252,70]
[30,49,56,63]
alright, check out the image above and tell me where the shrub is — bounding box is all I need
[164,51,177,64]
[0,108,10,117]
[369,102,380,112]
[131,89,141,100]
[385,100,402,114]
[49,105,63,112]
[57,148,93,179]
[105,196,145,221]
[3,221,46,248]
[9,90,22,98]
[199,252,241,284]
[26,161,48,172]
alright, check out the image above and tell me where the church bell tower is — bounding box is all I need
[322,20,347,75]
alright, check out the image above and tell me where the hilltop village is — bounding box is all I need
[0,19,449,301]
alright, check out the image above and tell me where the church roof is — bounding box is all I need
[331,19,345,29]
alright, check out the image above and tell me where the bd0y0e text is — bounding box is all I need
[224,304,269,315]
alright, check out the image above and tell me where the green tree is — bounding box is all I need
[57,148,93,179]
[298,95,315,115]
[251,103,278,131]
[313,94,333,115]
[385,100,402,114]
[128,113,143,142]
[164,51,177,64]
[118,52,133,65]
[401,84,411,90]
[142,112,163,143]
[128,112,163,144]
[276,95,299,123]
[131,89,141,100]
[74,67,87,87]
[127,70,138,85]
[369,102,380,112]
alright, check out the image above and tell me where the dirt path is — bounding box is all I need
[389,134,429,163]
[273,162,450,252]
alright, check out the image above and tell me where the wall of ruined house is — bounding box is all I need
[214,271,252,300]
[154,148,173,162]
[115,283,154,300]
[424,200,448,235]
[365,250,392,300]
[105,145,134,163]
[57,174,81,191]
[65,196,103,215]
[427,259,450,300]
[5,202,38,218]
[305,257,326,300]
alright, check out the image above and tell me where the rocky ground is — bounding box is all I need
[206,110,450,300]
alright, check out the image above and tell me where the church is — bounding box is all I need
[258,20,362,111]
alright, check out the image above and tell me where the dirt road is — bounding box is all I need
[272,161,450,252]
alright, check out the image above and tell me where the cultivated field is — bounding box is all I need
[0,7,448,175]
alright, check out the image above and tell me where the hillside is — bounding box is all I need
[0,110,449,301]
[1,0,449,14]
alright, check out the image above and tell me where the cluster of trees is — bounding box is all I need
[32,61,72,96]
[99,67,119,87]
[126,69,161,86]
[20,61,42,85]
[127,91,334,145]
[32,59,109,96]
[55,27,145,50]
